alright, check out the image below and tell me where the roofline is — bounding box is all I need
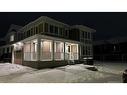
[71,25,96,32]
[18,34,80,44]
[19,16,70,31]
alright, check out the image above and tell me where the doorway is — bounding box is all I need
[65,42,78,60]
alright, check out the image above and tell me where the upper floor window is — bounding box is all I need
[44,23,49,32]
[35,26,38,34]
[10,35,14,42]
[81,31,92,40]
[82,31,85,38]
[85,32,87,39]
[65,30,68,37]
[30,28,34,36]
[50,25,54,33]
[59,28,64,36]
[54,26,58,35]
[81,31,87,39]
[87,32,90,39]
[26,30,30,37]
[39,23,43,33]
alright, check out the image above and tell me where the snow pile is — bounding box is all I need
[10,69,73,83]
[61,65,110,83]
[9,64,111,83]
[0,63,35,76]
[58,64,88,72]
[0,62,124,83]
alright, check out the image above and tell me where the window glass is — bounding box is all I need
[10,35,14,42]
[88,32,90,39]
[40,39,52,61]
[54,41,64,60]
[39,23,43,33]
[24,39,37,61]
[35,26,38,34]
[50,25,54,33]
[65,30,68,36]
[44,23,49,32]
[59,28,63,36]
[85,32,87,39]
[31,39,37,61]
[24,42,31,61]
[31,28,33,36]
[54,26,58,35]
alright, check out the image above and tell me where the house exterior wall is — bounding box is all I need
[12,34,80,68]
[0,16,95,69]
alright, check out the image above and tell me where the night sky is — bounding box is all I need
[0,12,127,40]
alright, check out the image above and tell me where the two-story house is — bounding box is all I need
[0,16,95,69]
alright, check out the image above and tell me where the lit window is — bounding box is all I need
[40,39,52,61]
[24,39,37,61]
[54,41,64,60]
[10,35,14,41]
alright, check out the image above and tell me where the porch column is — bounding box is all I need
[79,45,82,59]
[52,40,54,61]
[64,42,65,60]
[78,44,80,60]
[12,46,14,64]
[37,36,41,61]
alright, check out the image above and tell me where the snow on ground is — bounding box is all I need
[7,64,112,83]
[0,63,35,76]
[0,62,126,83]
[94,61,127,75]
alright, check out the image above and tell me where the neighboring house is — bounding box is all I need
[93,37,127,62]
[0,24,23,62]
[0,16,95,69]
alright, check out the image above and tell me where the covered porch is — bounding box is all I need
[12,35,80,68]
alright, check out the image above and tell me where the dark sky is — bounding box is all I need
[0,12,127,40]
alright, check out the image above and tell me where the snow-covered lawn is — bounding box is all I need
[94,61,127,75]
[0,62,126,83]
[0,63,35,76]
[4,64,105,83]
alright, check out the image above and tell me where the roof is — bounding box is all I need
[7,24,23,33]
[94,36,127,45]
[71,25,96,32]
[20,16,70,31]
[40,16,70,26]
[107,37,127,44]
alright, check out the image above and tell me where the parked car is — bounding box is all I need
[122,69,127,83]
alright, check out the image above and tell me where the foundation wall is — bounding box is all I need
[23,60,68,69]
